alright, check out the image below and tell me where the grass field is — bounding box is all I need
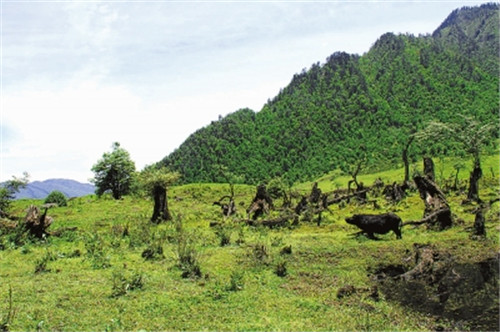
[0,155,498,331]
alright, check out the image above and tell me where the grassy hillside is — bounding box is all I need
[160,4,499,185]
[0,155,498,331]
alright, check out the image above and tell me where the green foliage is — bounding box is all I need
[138,167,181,195]
[415,115,496,163]
[275,257,288,277]
[228,270,245,291]
[0,286,16,332]
[34,250,56,274]
[110,269,144,298]
[0,172,29,215]
[160,4,499,185]
[174,217,202,278]
[91,142,136,200]
[84,233,111,269]
[0,153,498,331]
[44,191,68,207]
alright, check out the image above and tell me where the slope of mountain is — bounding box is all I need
[15,179,95,199]
[160,4,499,185]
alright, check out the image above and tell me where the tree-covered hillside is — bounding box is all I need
[160,4,499,185]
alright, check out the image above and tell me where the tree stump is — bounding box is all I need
[473,209,486,237]
[247,184,273,220]
[413,175,452,230]
[25,205,53,238]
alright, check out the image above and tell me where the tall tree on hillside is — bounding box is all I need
[415,116,495,203]
[91,142,136,200]
[139,167,181,223]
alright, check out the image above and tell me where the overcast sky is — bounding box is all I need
[1,0,491,183]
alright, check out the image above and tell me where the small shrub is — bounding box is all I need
[85,233,111,269]
[235,226,245,245]
[44,191,67,207]
[175,218,202,278]
[214,225,231,247]
[275,258,288,277]
[34,250,56,274]
[280,245,292,255]
[111,270,144,298]
[141,244,164,260]
[0,286,16,332]
[251,242,270,265]
[5,222,30,248]
[228,271,244,291]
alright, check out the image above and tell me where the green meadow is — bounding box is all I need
[1,155,498,331]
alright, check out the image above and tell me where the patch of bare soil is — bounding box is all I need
[371,244,499,331]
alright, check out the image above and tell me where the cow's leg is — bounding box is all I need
[367,232,378,240]
[394,227,402,239]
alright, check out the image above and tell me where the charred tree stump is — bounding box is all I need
[247,184,273,220]
[413,175,452,230]
[466,159,482,204]
[213,195,236,218]
[472,209,486,237]
[383,182,408,203]
[403,136,415,184]
[294,183,330,225]
[398,244,452,283]
[151,185,171,223]
[25,205,53,238]
[423,157,435,182]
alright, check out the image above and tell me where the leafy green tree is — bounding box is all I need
[139,167,181,223]
[91,142,136,200]
[415,116,495,203]
[0,172,29,216]
[44,190,68,207]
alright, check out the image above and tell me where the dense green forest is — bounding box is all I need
[160,4,499,185]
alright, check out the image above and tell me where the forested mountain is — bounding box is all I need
[160,4,499,185]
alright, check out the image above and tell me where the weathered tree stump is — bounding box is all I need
[25,204,53,238]
[472,208,486,237]
[413,174,453,230]
[466,160,483,204]
[423,157,435,182]
[213,195,236,217]
[247,184,273,220]
[383,182,408,203]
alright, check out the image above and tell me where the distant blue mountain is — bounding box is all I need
[14,179,95,199]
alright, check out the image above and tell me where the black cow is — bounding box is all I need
[345,213,402,239]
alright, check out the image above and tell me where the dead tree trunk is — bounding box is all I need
[247,184,273,220]
[466,159,482,203]
[25,205,53,238]
[383,182,408,203]
[213,195,236,217]
[413,175,452,230]
[294,182,330,225]
[423,157,435,182]
[473,208,486,236]
[403,136,415,184]
[151,185,171,223]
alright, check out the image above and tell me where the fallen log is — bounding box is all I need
[242,215,294,228]
[402,208,452,230]
[326,188,370,206]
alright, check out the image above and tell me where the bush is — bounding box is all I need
[44,191,67,207]
[111,270,144,298]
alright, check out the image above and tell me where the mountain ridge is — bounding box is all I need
[160,3,499,185]
[14,179,95,200]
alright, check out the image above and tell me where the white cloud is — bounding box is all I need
[1,1,492,182]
